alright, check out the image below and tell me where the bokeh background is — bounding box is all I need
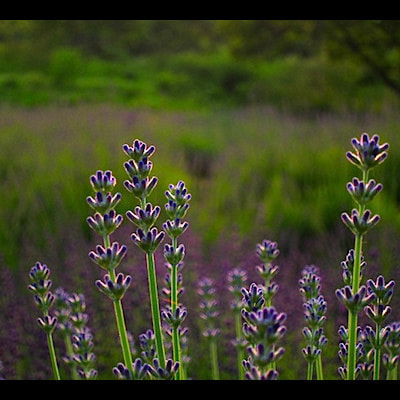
[1,20,400,380]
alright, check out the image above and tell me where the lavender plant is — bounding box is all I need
[198,277,220,380]
[337,133,389,380]
[54,287,78,379]
[123,139,166,369]
[382,322,400,379]
[87,170,133,376]
[161,180,191,380]
[256,240,279,307]
[364,275,394,379]
[65,293,97,380]
[28,262,60,380]
[228,267,248,380]
[241,283,286,380]
[299,265,328,380]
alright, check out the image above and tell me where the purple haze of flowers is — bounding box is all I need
[299,265,328,380]
[383,322,400,378]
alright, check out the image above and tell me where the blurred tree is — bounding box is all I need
[27,20,222,58]
[323,20,400,97]
[217,20,324,58]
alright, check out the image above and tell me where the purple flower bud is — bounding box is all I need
[90,170,117,193]
[29,262,50,282]
[341,208,380,236]
[148,358,179,380]
[366,275,395,305]
[126,203,160,230]
[87,191,121,214]
[88,241,127,271]
[124,176,158,201]
[123,139,155,162]
[256,240,279,264]
[163,218,189,239]
[95,273,132,301]
[131,227,165,254]
[161,305,187,329]
[346,177,383,206]
[346,133,389,171]
[165,181,192,208]
[164,243,185,265]
[37,315,58,334]
[336,285,376,314]
[241,283,265,312]
[87,210,123,236]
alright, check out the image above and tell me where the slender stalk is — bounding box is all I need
[209,337,220,380]
[103,234,134,375]
[315,354,324,380]
[146,252,166,368]
[46,332,61,380]
[346,169,369,380]
[307,361,314,380]
[138,195,167,369]
[391,366,398,380]
[373,323,381,380]
[234,311,245,380]
[170,247,182,380]
[64,335,79,380]
[347,310,358,380]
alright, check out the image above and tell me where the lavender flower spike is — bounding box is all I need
[28,262,60,380]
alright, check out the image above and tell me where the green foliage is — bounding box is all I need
[48,47,85,88]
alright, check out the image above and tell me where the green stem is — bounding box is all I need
[46,332,61,380]
[391,365,398,380]
[64,335,79,380]
[307,361,314,380]
[234,310,245,380]
[146,252,166,368]
[170,237,182,379]
[347,168,368,380]
[347,310,358,380]
[171,262,182,379]
[346,233,363,380]
[373,323,381,380]
[315,354,324,380]
[209,337,220,380]
[103,234,134,376]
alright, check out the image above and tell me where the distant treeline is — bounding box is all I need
[2,20,400,98]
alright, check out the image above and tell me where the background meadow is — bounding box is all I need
[1,20,400,380]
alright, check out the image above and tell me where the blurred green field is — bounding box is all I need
[1,103,399,272]
[0,49,398,113]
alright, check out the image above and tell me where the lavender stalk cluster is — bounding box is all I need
[336,133,389,381]
[363,275,395,379]
[123,139,164,253]
[256,240,280,307]
[382,322,400,379]
[161,180,191,379]
[241,283,286,380]
[123,139,168,371]
[198,277,220,380]
[28,262,60,380]
[228,268,248,380]
[54,289,98,380]
[299,265,328,380]
[87,170,130,302]
[87,169,134,377]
